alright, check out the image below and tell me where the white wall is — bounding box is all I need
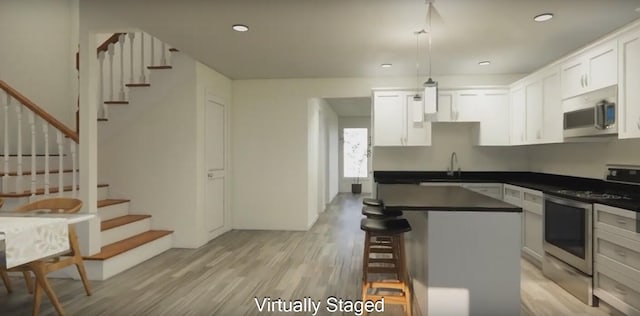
[527,138,640,179]
[339,116,373,193]
[373,123,529,171]
[0,0,77,127]
[98,54,232,248]
[324,102,339,203]
[232,75,522,231]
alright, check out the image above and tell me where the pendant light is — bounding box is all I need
[423,1,438,114]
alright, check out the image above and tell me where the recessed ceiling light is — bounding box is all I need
[381,63,392,68]
[533,13,554,22]
[478,61,491,66]
[232,24,249,32]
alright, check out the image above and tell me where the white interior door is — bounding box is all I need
[205,95,225,234]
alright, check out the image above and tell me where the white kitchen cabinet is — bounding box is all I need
[509,85,526,145]
[561,40,618,99]
[594,204,640,315]
[503,184,543,265]
[373,90,431,146]
[525,79,544,144]
[541,67,563,143]
[454,91,482,122]
[477,91,510,146]
[521,189,544,263]
[618,28,640,139]
[437,91,454,121]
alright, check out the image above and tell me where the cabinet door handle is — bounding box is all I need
[616,218,628,226]
[615,249,627,257]
[580,75,585,88]
[636,117,640,130]
[584,75,588,87]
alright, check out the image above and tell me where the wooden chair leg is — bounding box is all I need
[69,226,91,296]
[1,270,13,293]
[29,262,65,316]
[32,280,41,316]
[23,271,34,294]
[74,262,91,296]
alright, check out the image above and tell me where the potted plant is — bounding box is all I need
[348,140,369,194]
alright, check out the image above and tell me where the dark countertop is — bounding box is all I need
[374,171,640,212]
[377,184,522,213]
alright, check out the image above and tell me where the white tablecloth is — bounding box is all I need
[0,217,69,268]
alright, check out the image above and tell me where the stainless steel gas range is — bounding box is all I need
[542,165,639,306]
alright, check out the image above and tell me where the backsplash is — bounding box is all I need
[527,137,640,179]
[372,123,529,171]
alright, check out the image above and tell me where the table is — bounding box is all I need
[0,213,96,315]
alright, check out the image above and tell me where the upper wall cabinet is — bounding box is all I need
[373,90,431,147]
[509,84,526,145]
[541,67,563,143]
[618,27,640,139]
[561,40,618,99]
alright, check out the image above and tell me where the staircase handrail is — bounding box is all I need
[0,80,79,143]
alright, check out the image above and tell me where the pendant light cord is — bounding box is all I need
[415,32,420,92]
[427,1,433,79]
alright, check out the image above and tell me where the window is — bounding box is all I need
[343,128,368,178]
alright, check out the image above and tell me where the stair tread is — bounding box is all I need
[84,230,172,260]
[104,101,129,105]
[97,199,130,208]
[147,65,172,69]
[101,214,151,231]
[0,184,108,198]
[125,83,151,87]
[0,169,77,177]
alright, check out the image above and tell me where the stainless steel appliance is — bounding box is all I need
[563,85,617,138]
[543,194,596,305]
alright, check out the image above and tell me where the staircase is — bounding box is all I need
[0,31,179,281]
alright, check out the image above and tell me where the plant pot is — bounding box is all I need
[351,183,362,194]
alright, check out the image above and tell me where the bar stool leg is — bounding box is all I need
[362,231,371,300]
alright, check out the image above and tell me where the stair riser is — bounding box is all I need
[0,156,73,173]
[82,234,172,280]
[0,186,109,210]
[98,202,130,221]
[101,218,151,247]
[1,172,74,192]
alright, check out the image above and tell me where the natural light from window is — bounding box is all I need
[343,128,368,178]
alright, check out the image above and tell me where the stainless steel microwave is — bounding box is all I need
[563,85,617,138]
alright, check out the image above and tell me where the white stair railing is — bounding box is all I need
[0,81,79,198]
[96,31,177,120]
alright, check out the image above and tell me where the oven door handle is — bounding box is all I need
[544,194,592,208]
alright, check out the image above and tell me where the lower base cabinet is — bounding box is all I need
[594,204,640,315]
[503,185,544,265]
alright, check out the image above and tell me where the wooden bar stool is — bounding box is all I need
[361,218,412,316]
[363,198,384,207]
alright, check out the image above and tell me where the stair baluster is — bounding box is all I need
[2,94,9,193]
[118,34,126,101]
[56,131,63,197]
[108,43,115,103]
[161,42,167,66]
[70,141,77,198]
[42,120,50,195]
[139,32,146,83]
[28,110,36,196]
[128,33,135,84]
[150,37,155,66]
[98,51,106,119]
[14,104,23,195]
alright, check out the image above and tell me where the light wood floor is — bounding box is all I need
[0,194,619,315]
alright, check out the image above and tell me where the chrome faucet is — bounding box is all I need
[447,152,461,177]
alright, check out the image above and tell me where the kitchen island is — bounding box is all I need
[377,184,522,316]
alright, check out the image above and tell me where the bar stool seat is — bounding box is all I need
[363,198,384,207]
[361,206,403,219]
[361,218,412,315]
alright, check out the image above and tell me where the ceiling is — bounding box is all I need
[103,0,640,80]
[325,97,371,117]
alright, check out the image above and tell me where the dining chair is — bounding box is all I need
[10,197,92,315]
